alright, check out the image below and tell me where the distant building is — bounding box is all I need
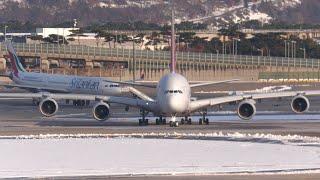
[36,28,79,38]
[0,33,31,43]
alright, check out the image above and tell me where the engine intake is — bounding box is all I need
[291,95,309,113]
[237,99,256,120]
[39,98,58,117]
[93,102,110,121]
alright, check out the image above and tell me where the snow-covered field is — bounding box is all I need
[0,133,320,178]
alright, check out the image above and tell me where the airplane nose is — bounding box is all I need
[167,96,185,113]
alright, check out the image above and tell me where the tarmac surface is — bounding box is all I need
[1,82,320,179]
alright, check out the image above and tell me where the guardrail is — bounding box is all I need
[0,43,319,69]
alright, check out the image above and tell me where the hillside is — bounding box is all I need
[0,0,319,28]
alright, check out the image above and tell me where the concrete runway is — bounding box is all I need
[1,95,320,137]
[1,83,320,179]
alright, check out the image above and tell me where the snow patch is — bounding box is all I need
[0,135,320,178]
[2,132,320,146]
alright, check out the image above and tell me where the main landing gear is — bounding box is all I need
[199,109,209,125]
[180,116,192,125]
[155,116,166,125]
[138,109,149,126]
[72,100,90,107]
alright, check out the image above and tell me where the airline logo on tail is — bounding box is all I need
[6,43,26,78]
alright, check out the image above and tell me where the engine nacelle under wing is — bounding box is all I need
[93,102,110,121]
[291,95,310,113]
[39,98,59,117]
[237,99,256,120]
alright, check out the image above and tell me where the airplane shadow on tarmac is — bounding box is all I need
[35,116,284,130]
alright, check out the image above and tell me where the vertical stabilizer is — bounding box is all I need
[170,1,176,73]
[6,42,26,78]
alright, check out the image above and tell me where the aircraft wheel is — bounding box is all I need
[188,118,192,125]
[199,118,203,125]
[205,118,209,125]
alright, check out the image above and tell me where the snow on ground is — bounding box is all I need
[0,133,320,178]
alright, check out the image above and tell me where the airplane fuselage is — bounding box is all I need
[156,73,190,116]
[13,71,122,95]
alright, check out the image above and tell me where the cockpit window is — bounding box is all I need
[165,90,183,94]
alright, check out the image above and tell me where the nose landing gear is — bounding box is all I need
[169,116,179,127]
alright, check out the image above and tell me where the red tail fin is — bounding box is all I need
[6,42,26,78]
[170,3,176,73]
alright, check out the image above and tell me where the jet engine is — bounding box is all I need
[237,99,256,120]
[93,102,110,121]
[39,98,58,117]
[291,95,310,113]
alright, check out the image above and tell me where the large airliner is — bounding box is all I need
[1,43,128,105]
[1,8,319,127]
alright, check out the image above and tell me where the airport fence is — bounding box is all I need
[0,43,319,69]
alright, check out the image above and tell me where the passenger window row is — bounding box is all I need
[106,84,120,88]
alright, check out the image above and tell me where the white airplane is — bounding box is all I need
[0,9,319,127]
[0,43,128,105]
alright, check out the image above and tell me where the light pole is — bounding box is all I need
[284,40,287,57]
[299,47,306,59]
[130,21,136,82]
[4,25,8,42]
[62,28,65,45]
[233,38,240,55]
[257,48,263,56]
[291,41,296,58]
[57,28,60,47]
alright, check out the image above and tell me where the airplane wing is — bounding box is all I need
[103,80,157,88]
[0,92,155,111]
[0,83,70,93]
[126,86,154,101]
[189,79,239,88]
[103,79,238,89]
[188,90,320,112]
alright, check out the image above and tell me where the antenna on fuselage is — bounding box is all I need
[170,0,176,73]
